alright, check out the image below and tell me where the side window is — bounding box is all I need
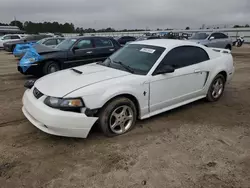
[210,33,226,39]
[209,33,217,39]
[157,46,209,70]
[122,36,130,40]
[3,36,11,40]
[44,39,57,46]
[94,38,113,48]
[218,33,228,39]
[127,36,135,40]
[11,35,20,39]
[76,39,93,49]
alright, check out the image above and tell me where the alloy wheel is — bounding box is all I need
[211,78,224,99]
[109,105,134,134]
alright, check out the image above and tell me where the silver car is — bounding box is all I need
[189,32,232,50]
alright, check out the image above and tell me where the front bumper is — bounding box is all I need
[3,45,12,52]
[18,64,40,75]
[22,89,98,138]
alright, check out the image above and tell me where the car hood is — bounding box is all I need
[35,64,131,97]
[33,44,60,54]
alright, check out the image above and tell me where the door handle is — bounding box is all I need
[194,69,202,73]
[86,51,93,54]
[109,49,115,51]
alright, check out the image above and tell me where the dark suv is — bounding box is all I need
[18,36,121,76]
[3,35,52,52]
[117,36,136,45]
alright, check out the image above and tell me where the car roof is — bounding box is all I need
[68,36,112,40]
[44,37,64,39]
[130,39,198,48]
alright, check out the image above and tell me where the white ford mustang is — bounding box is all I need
[22,39,234,138]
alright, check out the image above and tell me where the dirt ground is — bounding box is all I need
[0,46,250,188]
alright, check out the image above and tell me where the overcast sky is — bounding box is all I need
[0,0,250,29]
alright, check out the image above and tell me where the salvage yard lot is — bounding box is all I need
[0,47,250,188]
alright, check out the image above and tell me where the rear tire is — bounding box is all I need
[99,97,137,137]
[206,74,226,102]
[42,61,60,75]
[11,45,16,53]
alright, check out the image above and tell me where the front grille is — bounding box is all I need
[33,87,43,99]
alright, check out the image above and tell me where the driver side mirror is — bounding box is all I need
[154,65,175,75]
[72,46,79,52]
[209,36,215,41]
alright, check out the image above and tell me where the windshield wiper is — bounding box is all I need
[71,68,82,74]
[113,60,134,73]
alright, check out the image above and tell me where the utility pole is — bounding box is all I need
[14,16,17,26]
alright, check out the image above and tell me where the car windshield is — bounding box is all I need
[55,38,76,50]
[101,44,165,75]
[37,38,47,44]
[190,33,209,40]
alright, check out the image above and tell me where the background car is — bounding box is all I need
[136,35,161,41]
[22,39,234,138]
[0,34,25,48]
[18,36,121,76]
[14,37,65,58]
[189,32,232,50]
[3,34,52,52]
[36,37,65,48]
[117,36,136,45]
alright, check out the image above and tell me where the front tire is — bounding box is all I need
[225,44,232,50]
[11,45,16,53]
[42,61,60,75]
[206,74,226,102]
[99,97,137,137]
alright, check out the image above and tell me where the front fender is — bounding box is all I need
[68,83,150,118]
[101,86,144,107]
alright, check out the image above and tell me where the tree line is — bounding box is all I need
[0,21,75,33]
[0,20,148,34]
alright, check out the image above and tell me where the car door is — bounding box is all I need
[149,46,210,113]
[216,33,229,48]
[208,33,223,48]
[65,38,95,68]
[92,38,117,62]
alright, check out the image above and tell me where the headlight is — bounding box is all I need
[28,57,36,63]
[44,97,84,109]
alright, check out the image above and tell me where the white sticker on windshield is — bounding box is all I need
[71,39,77,42]
[140,48,155,54]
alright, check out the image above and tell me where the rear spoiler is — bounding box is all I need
[211,48,231,54]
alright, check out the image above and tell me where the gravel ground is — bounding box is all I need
[0,47,250,188]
